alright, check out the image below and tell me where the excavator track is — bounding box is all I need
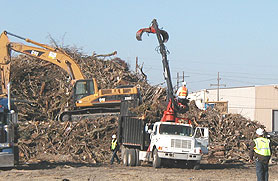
[59,107,120,122]
[59,107,120,121]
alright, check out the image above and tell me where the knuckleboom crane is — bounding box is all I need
[0,31,141,121]
[136,19,188,122]
[116,21,208,169]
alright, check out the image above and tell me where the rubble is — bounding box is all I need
[6,47,277,165]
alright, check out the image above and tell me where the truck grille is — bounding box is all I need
[171,139,191,149]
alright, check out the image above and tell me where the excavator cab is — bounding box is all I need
[73,79,96,102]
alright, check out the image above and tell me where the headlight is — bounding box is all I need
[194,148,201,154]
[0,143,11,147]
[158,146,168,151]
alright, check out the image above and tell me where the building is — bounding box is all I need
[188,85,278,132]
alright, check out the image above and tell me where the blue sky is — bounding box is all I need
[2,0,278,92]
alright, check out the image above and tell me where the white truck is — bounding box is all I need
[144,121,208,168]
[118,113,209,169]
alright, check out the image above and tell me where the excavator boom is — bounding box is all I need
[0,31,85,81]
[0,31,141,121]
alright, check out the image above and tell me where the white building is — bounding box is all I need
[188,85,278,132]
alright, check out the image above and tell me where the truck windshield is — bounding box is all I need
[159,124,192,136]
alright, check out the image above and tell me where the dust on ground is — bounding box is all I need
[1,162,278,181]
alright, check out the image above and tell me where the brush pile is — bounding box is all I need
[6,47,276,165]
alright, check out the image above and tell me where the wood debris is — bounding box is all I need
[2,47,276,165]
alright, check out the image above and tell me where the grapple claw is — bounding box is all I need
[136,26,169,43]
[159,29,169,43]
[135,28,146,41]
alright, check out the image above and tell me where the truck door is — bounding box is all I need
[194,127,209,154]
[148,124,159,152]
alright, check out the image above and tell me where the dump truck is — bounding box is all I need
[118,19,209,169]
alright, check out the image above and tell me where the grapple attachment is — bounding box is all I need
[136,25,169,43]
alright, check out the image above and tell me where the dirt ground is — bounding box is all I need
[0,162,278,181]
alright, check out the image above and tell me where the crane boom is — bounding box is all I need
[151,19,175,104]
[136,19,187,122]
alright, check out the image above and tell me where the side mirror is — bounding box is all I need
[194,127,209,139]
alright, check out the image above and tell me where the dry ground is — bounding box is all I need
[0,162,278,181]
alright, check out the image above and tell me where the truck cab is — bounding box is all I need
[118,101,209,169]
[142,121,209,168]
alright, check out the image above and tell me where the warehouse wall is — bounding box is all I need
[206,87,256,120]
[189,85,278,131]
[255,85,278,131]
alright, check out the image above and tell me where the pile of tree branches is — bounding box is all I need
[5,46,276,165]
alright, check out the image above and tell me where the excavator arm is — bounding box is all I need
[0,31,85,81]
[0,63,10,97]
[0,30,94,114]
[0,31,141,121]
[0,31,11,96]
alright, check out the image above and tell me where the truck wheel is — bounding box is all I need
[14,146,19,165]
[153,149,161,168]
[128,149,136,166]
[193,163,201,170]
[188,161,200,170]
[14,126,20,165]
[123,149,129,166]
[135,149,141,166]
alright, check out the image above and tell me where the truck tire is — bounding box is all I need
[193,163,201,170]
[188,161,200,170]
[153,149,161,168]
[14,146,19,165]
[135,149,141,166]
[14,126,19,165]
[123,149,129,166]
[128,149,136,166]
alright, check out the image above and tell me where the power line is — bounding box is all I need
[210,72,226,101]
[188,78,216,84]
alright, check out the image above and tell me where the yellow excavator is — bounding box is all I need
[0,31,141,121]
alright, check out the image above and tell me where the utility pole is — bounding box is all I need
[176,71,189,89]
[210,72,226,101]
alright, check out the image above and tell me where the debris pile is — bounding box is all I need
[184,101,278,163]
[7,47,276,165]
[10,48,162,164]
[19,116,118,164]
